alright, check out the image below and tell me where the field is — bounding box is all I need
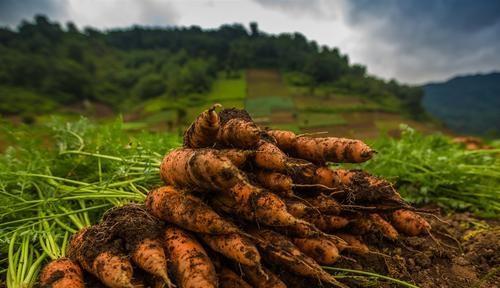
[243,69,446,140]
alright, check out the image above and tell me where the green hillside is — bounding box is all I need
[423,72,500,136]
[0,15,426,125]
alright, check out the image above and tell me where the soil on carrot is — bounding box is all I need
[277,211,499,288]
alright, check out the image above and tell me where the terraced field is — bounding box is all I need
[244,69,444,140]
[120,68,444,139]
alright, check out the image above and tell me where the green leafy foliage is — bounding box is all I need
[362,126,500,217]
[0,15,425,119]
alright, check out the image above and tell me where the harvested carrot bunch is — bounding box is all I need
[40,105,434,288]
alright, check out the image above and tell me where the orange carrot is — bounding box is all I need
[217,108,261,149]
[336,233,369,255]
[304,214,349,232]
[215,186,322,237]
[267,130,375,164]
[292,237,340,265]
[255,170,294,196]
[39,258,85,288]
[199,233,261,267]
[254,141,315,175]
[160,148,247,191]
[391,209,431,236]
[131,239,173,287]
[219,267,253,288]
[267,129,296,152]
[184,104,221,148]
[146,186,240,235]
[163,226,217,288]
[249,229,347,288]
[68,227,134,288]
[241,265,287,288]
[369,213,399,240]
[219,149,255,168]
[100,204,174,287]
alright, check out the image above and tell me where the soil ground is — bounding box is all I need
[279,211,499,288]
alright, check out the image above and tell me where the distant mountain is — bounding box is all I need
[422,72,500,136]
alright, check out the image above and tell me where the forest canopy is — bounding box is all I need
[0,15,425,118]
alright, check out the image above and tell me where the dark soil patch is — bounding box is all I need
[331,212,500,288]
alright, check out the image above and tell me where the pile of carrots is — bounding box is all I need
[39,105,431,288]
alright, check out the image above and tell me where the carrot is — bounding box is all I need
[219,267,253,288]
[160,148,247,191]
[292,237,340,265]
[199,233,261,267]
[68,227,134,288]
[254,141,289,172]
[163,226,217,288]
[254,141,315,175]
[101,205,174,287]
[336,233,369,255]
[369,213,399,240]
[255,170,333,196]
[313,166,341,187]
[241,265,287,288]
[267,129,296,151]
[303,214,349,232]
[216,186,322,237]
[217,108,261,149]
[391,209,431,236]
[267,130,375,164]
[255,170,294,196]
[131,239,173,287]
[300,193,342,215]
[183,104,221,148]
[146,186,240,235]
[219,149,255,168]
[39,258,85,288]
[249,229,347,288]
[284,199,311,218]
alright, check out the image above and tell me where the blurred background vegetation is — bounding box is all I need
[0,15,498,140]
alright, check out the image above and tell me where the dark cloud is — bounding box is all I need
[0,0,68,27]
[253,0,500,83]
[345,0,500,83]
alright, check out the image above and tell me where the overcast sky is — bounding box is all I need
[1,0,499,84]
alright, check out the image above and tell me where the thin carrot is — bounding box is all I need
[370,213,399,240]
[101,204,174,287]
[292,237,340,265]
[163,226,217,288]
[336,233,370,255]
[199,233,261,267]
[249,229,347,288]
[391,209,431,236]
[241,265,287,288]
[268,130,375,164]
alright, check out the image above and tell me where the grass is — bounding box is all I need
[361,125,500,217]
[298,112,346,128]
[206,72,246,102]
[245,96,295,118]
[246,69,290,98]
[0,117,498,287]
